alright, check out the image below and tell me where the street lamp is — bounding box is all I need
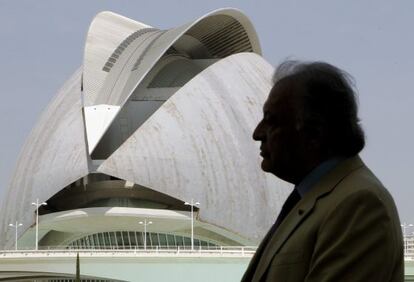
[184,199,200,251]
[139,219,152,250]
[401,223,414,237]
[401,223,414,256]
[8,221,23,250]
[32,198,47,250]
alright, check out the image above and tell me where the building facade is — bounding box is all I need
[0,8,293,281]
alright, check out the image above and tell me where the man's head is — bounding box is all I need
[253,60,365,184]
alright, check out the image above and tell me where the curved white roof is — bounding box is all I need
[98,53,292,242]
[83,11,151,105]
[0,69,89,248]
[84,8,261,107]
[1,9,291,248]
[83,8,263,155]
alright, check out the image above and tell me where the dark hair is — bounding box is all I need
[273,60,365,157]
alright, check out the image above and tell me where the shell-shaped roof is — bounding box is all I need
[1,9,291,248]
[83,11,151,105]
[0,69,89,247]
[98,53,291,241]
[83,8,261,107]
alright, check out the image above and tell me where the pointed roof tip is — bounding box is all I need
[88,10,152,29]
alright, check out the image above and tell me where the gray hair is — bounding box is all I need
[271,60,365,157]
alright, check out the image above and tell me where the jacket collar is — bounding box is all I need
[295,157,344,197]
[252,155,364,282]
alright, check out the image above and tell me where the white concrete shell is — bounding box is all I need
[83,9,263,154]
[85,8,261,107]
[0,9,292,252]
[83,11,151,105]
[98,53,292,242]
[0,69,89,248]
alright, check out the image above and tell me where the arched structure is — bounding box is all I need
[0,8,292,257]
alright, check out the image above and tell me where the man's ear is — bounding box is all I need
[303,125,325,151]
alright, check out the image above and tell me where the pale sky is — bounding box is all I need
[0,1,413,224]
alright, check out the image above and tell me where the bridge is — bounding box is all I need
[2,247,414,281]
[0,247,255,281]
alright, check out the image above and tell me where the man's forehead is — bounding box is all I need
[264,82,293,111]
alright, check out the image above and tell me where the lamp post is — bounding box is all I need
[184,199,200,251]
[401,223,413,237]
[32,198,47,250]
[8,221,23,250]
[139,219,152,250]
[401,223,414,256]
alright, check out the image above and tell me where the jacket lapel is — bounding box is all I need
[242,213,286,281]
[252,156,364,282]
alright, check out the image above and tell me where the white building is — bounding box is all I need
[0,8,292,281]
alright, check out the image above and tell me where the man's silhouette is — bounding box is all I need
[242,61,404,282]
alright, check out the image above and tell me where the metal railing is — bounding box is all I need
[0,245,257,258]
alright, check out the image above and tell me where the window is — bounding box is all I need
[67,231,215,249]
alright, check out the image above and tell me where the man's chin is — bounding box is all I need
[261,159,272,173]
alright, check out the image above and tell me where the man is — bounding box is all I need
[242,61,404,281]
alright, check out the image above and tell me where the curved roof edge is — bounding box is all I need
[88,7,262,107]
[83,11,152,105]
[84,8,264,156]
[114,7,263,107]
[207,7,262,55]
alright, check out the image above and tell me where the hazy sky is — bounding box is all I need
[0,1,413,223]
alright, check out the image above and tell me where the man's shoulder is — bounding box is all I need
[325,159,401,227]
[334,161,393,204]
[306,156,399,219]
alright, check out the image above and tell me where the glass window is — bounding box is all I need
[129,232,136,246]
[93,233,99,247]
[104,232,110,247]
[137,232,142,246]
[146,232,152,248]
[89,234,95,248]
[98,233,105,248]
[150,233,159,247]
[115,231,123,248]
[123,231,130,248]
[66,231,220,251]
[166,234,175,247]
[158,233,167,247]
[175,235,184,247]
[109,232,116,248]
[127,231,132,248]
[85,236,91,248]
[194,239,201,247]
[90,235,95,248]
[90,234,95,247]
[183,236,191,247]
[136,232,143,247]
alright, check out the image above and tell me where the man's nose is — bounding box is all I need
[252,121,263,141]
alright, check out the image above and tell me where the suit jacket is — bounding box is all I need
[242,156,404,282]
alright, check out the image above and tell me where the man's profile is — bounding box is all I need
[242,61,404,281]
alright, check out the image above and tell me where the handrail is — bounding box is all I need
[0,246,257,258]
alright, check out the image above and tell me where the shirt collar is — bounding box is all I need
[295,157,343,198]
